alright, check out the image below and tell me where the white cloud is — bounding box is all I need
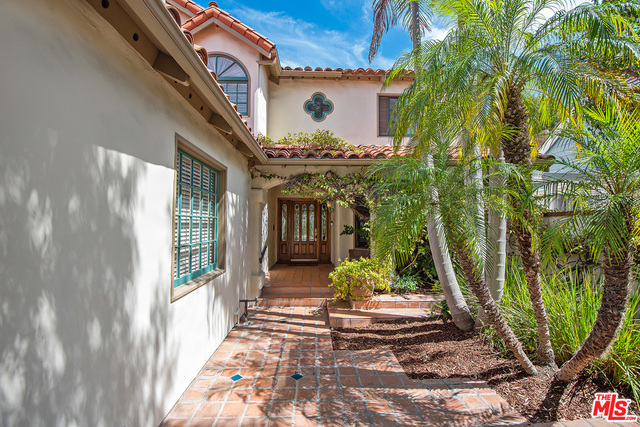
[424,24,450,41]
[229,5,398,69]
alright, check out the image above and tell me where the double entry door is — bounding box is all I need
[278,199,331,262]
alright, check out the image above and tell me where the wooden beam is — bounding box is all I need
[153,51,189,85]
[209,112,233,134]
[236,142,255,158]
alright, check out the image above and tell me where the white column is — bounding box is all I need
[249,188,267,299]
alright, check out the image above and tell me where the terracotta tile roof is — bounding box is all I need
[181,3,276,54]
[282,66,392,76]
[263,144,555,164]
[166,5,182,26]
[169,0,204,15]
[262,144,411,160]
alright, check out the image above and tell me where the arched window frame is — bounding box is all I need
[208,53,250,117]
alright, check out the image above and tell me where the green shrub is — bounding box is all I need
[391,274,420,294]
[487,258,640,402]
[329,257,391,301]
[394,235,438,288]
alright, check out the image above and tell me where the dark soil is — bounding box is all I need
[331,317,638,422]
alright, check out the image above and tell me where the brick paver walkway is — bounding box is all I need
[161,306,529,426]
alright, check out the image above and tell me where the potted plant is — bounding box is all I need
[329,257,391,302]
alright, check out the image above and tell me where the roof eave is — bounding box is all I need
[116,0,268,163]
[265,158,381,166]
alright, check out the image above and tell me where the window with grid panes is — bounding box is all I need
[208,54,249,116]
[173,149,218,287]
[378,95,399,137]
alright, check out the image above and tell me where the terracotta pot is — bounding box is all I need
[351,282,374,300]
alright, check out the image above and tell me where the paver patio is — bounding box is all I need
[162,266,640,426]
[161,306,529,426]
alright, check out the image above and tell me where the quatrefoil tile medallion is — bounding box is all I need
[303,92,334,122]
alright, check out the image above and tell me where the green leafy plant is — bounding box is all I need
[328,257,392,301]
[258,129,363,154]
[390,274,419,294]
[430,280,451,320]
[395,235,438,287]
[486,258,640,401]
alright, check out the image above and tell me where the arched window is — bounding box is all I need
[208,54,249,116]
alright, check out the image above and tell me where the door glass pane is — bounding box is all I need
[321,205,327,241]
[281,204,287,241]
[294,204,300,241]
[301,204,307,242]
[309,204,315,241]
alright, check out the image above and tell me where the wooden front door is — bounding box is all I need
[278,199,331,263]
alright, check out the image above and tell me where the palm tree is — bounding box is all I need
[369,0,431,57]
[388,0,639,367]
[370,0,476,331]
[545,104,640,381]
[369,139,538,375]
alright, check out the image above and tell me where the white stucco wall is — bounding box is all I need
[268,78,411,145]
[0,1,251,425]
[191,25,262,132]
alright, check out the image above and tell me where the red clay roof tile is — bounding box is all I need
[182,29,194,45]
[281,66,397,76]
[262,144,411,160]
[170,0,204,15]
[181,6,276,54]
[166,5,182,26]
[194,44,208,66]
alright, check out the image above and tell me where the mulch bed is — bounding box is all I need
[331,317,638,422]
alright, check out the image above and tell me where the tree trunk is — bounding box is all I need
[410,1,420,50]
[454,241,538,375]
[557,244,632,381]
[425,154,475,332]
[501,87,556,367]
[427,219,476,331]
[476,154,507,329]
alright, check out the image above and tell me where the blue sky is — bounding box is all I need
[193,0,443,69]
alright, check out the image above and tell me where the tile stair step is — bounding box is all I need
[256,297,330,307]
[327,305,434,328]
[262,288,332,295]
[349,294,442,310]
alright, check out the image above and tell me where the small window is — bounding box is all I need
[208,54,249,116]
[378,95,399,137]
[173,149,219,288]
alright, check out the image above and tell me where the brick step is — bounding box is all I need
[262,287,332,295]
[264,283,331,288]
[348,294,442,310]
[257,297,330,307]
[327,303,437,328]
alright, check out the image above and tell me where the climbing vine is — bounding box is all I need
[251,168,378,219]
[258,129,366,156]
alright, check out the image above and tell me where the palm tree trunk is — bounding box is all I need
[486,152,507,303]
[454,240,537,375]
[427,219,475,331]
[410,1,420,50]
[476,155,507,329]
[426,154,475,332]
[501,87,556,367]
[557,245,632,381]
